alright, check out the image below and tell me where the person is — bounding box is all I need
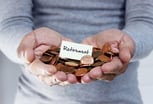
[0,0,153,104]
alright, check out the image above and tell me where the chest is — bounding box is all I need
[33,0,125,12]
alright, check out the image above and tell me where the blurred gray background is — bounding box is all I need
[0,52,21,104]
[0,51,153,104]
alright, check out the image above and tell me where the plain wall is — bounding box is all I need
[138,51,153,104]
[0,52,21,104]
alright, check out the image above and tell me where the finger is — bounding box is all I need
[81,36,92,44]
[54,71,67,82]
[58,74,78,86]
[23,47,35,64]
[33,28,73,47]
[119,47,131,63]
[81,36,98,47]
[98,74,117,82]
[81,73,92,83]
[37,75,62,86]
[119,35,134,63]
[67,74,78,84]
[17,32,36,63]
[101,57,123,74]
[34,45,50,56]
[33,28,62,47]
[88,66,103,80]
[59,81,70,86]
[27,59,57,76]
[110,41,119,53]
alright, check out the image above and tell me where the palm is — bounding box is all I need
[17,27,78,85]
[81,29,134,82]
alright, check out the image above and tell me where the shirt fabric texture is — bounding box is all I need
[0,0,153,104]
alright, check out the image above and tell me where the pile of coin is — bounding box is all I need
[40,43,118,81]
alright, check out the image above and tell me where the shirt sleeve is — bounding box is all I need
[122,0,153,61]
[0,0,34,64]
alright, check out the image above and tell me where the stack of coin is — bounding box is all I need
[40,43,118,81]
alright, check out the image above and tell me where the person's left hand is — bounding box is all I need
[80,29,135,83]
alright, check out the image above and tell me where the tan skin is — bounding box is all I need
[81,29,134,83]
[17,27,134,85]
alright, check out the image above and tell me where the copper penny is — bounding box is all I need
[50,55,59,65]
[92,49,102,58]
[97,54,111,63]
[65,61,79,67]
[80,55,94,65]
[55,63,76,73]
[75,68,88,77]
[40,55,53,64]
[101,42,111,54]
[92,61,105,67]
[40,43,117,82]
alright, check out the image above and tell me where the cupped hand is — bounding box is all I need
[17,27,78,86]
[81,29,135,83]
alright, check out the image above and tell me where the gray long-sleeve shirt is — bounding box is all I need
[0,0,153,104]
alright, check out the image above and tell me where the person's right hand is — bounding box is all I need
[17,27,78,86]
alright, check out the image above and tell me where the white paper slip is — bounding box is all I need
[59,41,93,60]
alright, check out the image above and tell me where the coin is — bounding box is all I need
[40,43,118,82]
[92,49,102,58]
[101,42,111,54]
[55,63,76,74]
[92,60,105,67]
[50,55,59,65]
[80,55,94,66]
[97,54,111,63]
[65,61,79,67]
[75,68,88,77]
[40,55,53,64]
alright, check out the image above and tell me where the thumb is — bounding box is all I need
[81,36,98,47]
[119,35,134,63]
[17,31,36,64]
[119,47,131,63]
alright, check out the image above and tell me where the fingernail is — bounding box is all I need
[81,80,87,84]
[59,81,70,86]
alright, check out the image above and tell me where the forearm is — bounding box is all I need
[122,22,153,61]
[0,0,33,64]
[122,0,153,61]
[0,24,33,64]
